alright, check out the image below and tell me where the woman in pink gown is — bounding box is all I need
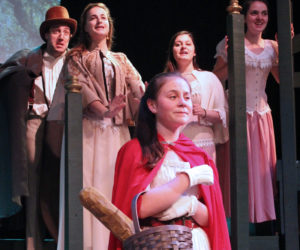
[213,0,279,223]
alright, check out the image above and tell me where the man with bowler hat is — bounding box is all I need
[0,6,77,249]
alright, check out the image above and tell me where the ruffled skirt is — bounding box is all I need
[57,118,131,250]
[82,118,130,250]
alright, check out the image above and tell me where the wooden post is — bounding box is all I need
[64,76,83,250]
[276,0,299,249]
[226,1,249,249]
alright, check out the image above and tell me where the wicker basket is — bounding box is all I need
[123,193,193,250]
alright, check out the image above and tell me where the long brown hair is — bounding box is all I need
[164,31,200,72]
[74,2,114,52]
[136,72,190,168]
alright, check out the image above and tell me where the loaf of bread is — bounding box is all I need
[79,187,134,241]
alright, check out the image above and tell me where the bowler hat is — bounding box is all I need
[40,6,77,41]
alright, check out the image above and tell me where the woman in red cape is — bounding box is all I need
[109,72,231,250]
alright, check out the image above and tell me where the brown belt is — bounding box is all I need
[26,113,45,120]
[149,216,200,229]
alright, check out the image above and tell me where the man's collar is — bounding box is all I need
[43,49,67,67]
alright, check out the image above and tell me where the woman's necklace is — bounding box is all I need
[181,71,197,83]
[182,71,193,76]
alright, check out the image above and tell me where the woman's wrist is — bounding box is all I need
[103,106,110,118]
[201,109,207,119]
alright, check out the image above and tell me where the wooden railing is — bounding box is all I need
[276,0,299,249]
[64,76,83,250]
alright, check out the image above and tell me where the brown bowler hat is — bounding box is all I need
[40,6,77,41]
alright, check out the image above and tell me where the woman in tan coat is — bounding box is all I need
[50,3,145,250]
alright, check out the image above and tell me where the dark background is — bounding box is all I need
[62,0,299,159]
[0,0,299,243]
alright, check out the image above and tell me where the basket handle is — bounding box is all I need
[131,192,145,234]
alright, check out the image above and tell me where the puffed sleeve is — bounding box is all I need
[207,72,229,144]
[123,53,145,98]
[118,53,145,120]
[214,37,228,63]
[66,54,102,109]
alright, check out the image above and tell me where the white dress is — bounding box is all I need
[147,150,211,250]
[81,55,131,250]
[55,53,142,250]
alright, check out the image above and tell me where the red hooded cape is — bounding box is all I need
[109,134,231,250]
